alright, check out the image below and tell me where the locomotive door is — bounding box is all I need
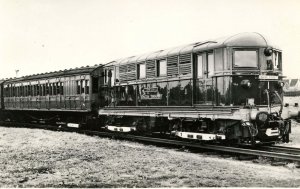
[193,52,214,105]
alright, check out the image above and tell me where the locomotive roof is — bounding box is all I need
[3,64,100,83]
[106,32,280,66]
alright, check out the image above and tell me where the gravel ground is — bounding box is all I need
[0,126,300,187]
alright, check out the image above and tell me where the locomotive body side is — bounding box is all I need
[99,33,291,144]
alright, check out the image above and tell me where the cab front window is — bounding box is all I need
[234,50,258,68]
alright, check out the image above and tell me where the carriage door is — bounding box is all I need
[193,52,214,105]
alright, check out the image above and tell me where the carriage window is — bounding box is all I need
[85,80,89,94]
[42,84,45,96]
[49,83,53,95]
[111,70,115,86]
[60,82,64,95]
[39,84,42,96]
[37,85,40,96]
[208,53,214,76]
[20,86,22,97]
[215,48,224,71]
[24,85,27,96]
[45,83,49,95]
[272,51,282,70]
[104,70,108,83]
[53,83,57,95]
[137,63,146,79]
[197,55,203,78]
[23,86,25,96]
[81,80,84,94]
[76,81,80,94]
[56,83,59,94]
[115,66,120,82]
[32,85,34,96]
[5,85,8,97]
[234,50,257,67]
[13,86,16,96]
[24,86,27,96]
[5,85,9,97]
[157,59,167,77]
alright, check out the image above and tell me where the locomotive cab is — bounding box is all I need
[222,43,289,143]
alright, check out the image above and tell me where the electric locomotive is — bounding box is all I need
[98,32,293,144]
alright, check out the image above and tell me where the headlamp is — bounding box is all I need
[264,47,273,56]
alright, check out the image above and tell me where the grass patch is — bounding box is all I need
[0,127,300,187]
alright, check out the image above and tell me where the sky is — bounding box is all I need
[0,0,300,79]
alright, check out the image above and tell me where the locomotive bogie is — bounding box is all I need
[101,114,259,143]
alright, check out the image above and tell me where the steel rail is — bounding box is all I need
[106,134,300,162]
[256,146,300,155]
[54,126,300,162]
[1,121,300,162]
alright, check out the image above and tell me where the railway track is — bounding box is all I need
[1,121,300,163]
[256,146,300,155]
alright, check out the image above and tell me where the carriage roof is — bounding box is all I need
[3,65,100,83]
[2,32,279,83]
[106,32,279,67]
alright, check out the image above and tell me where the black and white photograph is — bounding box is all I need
[1,0,300,187]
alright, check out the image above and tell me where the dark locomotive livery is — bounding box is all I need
[0,33,296,144]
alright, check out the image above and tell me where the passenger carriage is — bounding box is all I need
[1,65,103,128]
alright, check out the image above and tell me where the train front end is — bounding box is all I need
[229,43,291,144]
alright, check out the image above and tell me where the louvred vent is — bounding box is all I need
[119,63,136,82]
[179,53,192,75]
[126,63,136,81]
[119,64,127,82]
[167,56,178,76]
[146,60,156,78]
